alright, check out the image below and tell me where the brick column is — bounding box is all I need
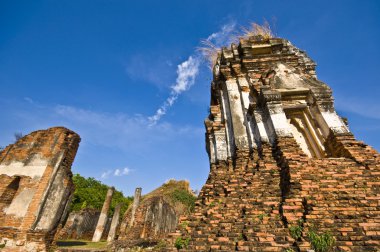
[92,187,114,242]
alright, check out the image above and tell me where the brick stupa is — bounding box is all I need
[173,36,380,251]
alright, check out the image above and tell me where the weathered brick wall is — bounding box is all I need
[0,127,80,252]
[166,35,380,252]
[57,208,101,240]
[119,196,178,242]
[116,181,193,250]
[168,138,379,251]
[275,135,380,251]
[172,146,295,251]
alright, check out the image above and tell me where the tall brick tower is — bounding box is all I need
[175,36,380,251]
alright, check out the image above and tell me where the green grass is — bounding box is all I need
[56,240,107,249]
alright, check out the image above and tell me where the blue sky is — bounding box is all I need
[1,0,379,196]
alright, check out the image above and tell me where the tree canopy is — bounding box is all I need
[70,174,133,216]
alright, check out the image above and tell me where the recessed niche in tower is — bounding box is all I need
[285,109,325,158]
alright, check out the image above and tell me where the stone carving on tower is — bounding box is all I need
[205,37,349,162]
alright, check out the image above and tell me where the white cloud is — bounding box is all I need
[114,169,121,176]
[122,167,131,175]
[101,170,112,179]
[206,22,236,46]
[114,167,131,176]
[148,22,236,125]
[149,56,200,125]
[52,104,202,153]
[171,56,200,94]
[101,167,132,179]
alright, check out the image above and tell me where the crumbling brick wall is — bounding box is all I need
[57,208,101,240]
[116,181,193,250]
[119,196,178,242]
[168,36,380,251]
[0,127,80,252]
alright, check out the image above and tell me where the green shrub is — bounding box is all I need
[174,237,190,250]
[289,220,303,240]
[171,189,196,213]
[308,230,335,252]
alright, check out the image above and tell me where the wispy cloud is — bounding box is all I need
[148,22,236,125]
[114,167,131,176]
[148,56,200,125]
[100,170,112,179]
[53,105,202,152]
[101,167,132,179]
[205,22,236,46]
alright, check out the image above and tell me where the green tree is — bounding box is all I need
[70,174,133,216]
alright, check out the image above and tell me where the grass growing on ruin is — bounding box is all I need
[56,240,108,249]
[143,179,197,214]
[241,21,274,40]
[171,189,196,213]
[197,21,275,69]
[197,39,220,69]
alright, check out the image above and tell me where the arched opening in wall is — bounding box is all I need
[0,176,21,218]
[284,109,326,158]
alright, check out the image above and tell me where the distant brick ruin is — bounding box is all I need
[115,181,194,250]
[57,208,101,240]
[58,188,116,242]
[0,127,80,251]
[172,36,380,251]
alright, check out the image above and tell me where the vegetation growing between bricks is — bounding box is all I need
[174,237,190,250]
[307,230,335,252]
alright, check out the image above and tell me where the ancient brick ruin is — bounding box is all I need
[0,127,80,251]
[57,208,102,240]
[115,181,194,250]
[173,36,380,251]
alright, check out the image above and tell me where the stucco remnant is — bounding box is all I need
[0,127,80,252]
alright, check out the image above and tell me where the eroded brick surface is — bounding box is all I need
[0,127,80,251]
[57,208,101,240]
[166,36,380,251]
[116,181,193,250]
